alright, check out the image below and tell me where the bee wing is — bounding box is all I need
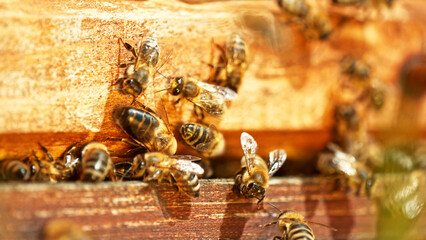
[268,149,287,176]
[241,132,258,173]
[174,160,205,175]
[169,155,202,161]
[197,81,238,101]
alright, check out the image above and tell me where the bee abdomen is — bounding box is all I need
[81,154,109,182]
[0,160,30,181]
[288,223,315,240]
[186,124,210,147]
[172,171,201,197]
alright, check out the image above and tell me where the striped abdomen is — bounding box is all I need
[171,169,201,197]
[287,223,315,240]
[180,123,224,157]
[80,143,111,182]
[0,159,30,181]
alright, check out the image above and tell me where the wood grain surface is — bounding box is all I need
[0,178,383,240]
[0,0,426,163]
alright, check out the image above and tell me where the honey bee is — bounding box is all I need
[80,142,117,182]
[365,170,425,220]
[262,209,337,240]
[208,33,248,93]
[128,152,204,197]
[114,36,160,102]
[0,159,30,181]
[317,142,371,193]
[24,144,61,182]
[277,0,332,40]
[341,56,371,84]
[167,77,238,119]
[51,144,81,181]
[235,132,287,205]
[113,106,177,155]
[43,219,93,240]
[180,123,225,158]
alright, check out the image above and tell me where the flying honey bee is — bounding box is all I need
[80,142,117,182]
[317,142,371,193]
[277,0,332,40]
[127,152,204,197]
[341,56,371,84]
[262,209,337,240]
[167,77,238,119]
[113,106,177,155]
[235,132,287,206]
[0,159,30,181]
[43,219,93,240]
[365,169,425,220]
[208,33,248,93]
[180,123,225,158]
[114,36,160,103]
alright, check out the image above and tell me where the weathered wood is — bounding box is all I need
[0,178,424,239]
[0,0,426,162]
[0,178,385,239]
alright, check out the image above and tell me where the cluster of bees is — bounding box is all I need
[2,0,426,239]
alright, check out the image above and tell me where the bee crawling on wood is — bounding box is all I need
[277,0,332,40]
[165,76,238,119]
[180,123,225,158]
[261,207,337,240]
[234,132,287,206]
[79,142,117,183]
[317,142,371,193]
[112,105,177,155]
[121,152,204,197]
[113,36,160,103]
[208,33,248,93]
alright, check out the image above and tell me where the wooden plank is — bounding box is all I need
[0,178,381,240]
[0,0,426,160]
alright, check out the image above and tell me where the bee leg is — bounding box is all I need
[259,221,278,228]
[257,196,265,209]
[107,167,119,182]
[37,143,54,162]
[118,37,137,58]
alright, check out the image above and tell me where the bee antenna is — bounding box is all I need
[266,202,282,213]
[155,87,170,93]
[110,88,123,91]
[157,71,169,80]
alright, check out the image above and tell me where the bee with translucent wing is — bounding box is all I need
[114,36,160,103]
[235,132,287,206]
[167,77,238,119]
[129,152,204,197]
[208,33,247,93]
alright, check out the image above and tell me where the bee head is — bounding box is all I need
[170,77,184,96]
[122,78,142,96]
[244,182,266,202]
